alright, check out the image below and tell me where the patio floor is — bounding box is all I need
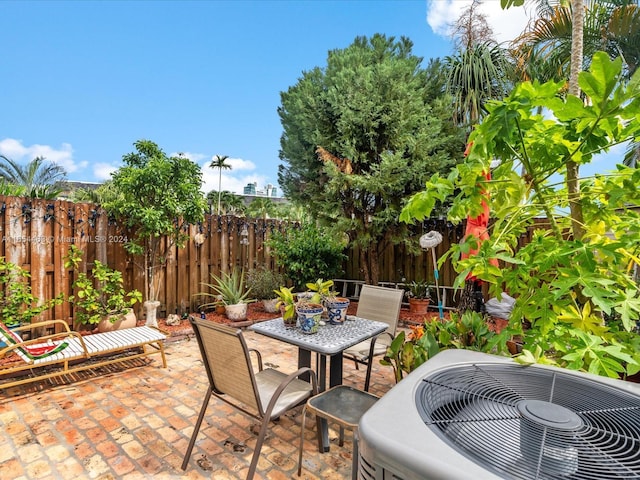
[0,328,398,479]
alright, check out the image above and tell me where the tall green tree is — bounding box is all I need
[209,155,231,216]
[0,155,67,199]
[279,34,463,284]
[105,140,207,325]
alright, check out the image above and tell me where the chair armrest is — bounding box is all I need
[263,367,318,420]
[248,348,263,371]
[367,331,394,358]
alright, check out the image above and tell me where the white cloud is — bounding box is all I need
[200,155,264,195]
[0,138,83,173]
[93,163,117,181]
[426,0,531,46]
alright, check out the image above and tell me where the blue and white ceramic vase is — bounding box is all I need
[296,303,323,334]
[325,297,350,325]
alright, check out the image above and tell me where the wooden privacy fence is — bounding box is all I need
[1,195,538,328]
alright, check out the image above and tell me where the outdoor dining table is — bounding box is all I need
[250,315,388,390]
[249,315,388,452]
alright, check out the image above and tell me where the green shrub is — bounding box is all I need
[267,223,347,290]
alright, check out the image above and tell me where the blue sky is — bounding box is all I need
[0,0,621,195]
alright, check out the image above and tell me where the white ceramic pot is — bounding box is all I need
[225,303,248,321]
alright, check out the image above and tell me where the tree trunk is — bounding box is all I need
[567,0,585,241]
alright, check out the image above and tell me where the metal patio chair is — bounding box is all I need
[343,284,404,391]
[182,317,318,480]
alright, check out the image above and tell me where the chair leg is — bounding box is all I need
[181,386,213,470]
[297,404,309,476]
[364,359,373,392]
[351,427,360,480]
[247,415,272,480]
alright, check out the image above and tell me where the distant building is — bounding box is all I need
[241,182,287,206]
[242,182,278,198]
[243,182,257,195]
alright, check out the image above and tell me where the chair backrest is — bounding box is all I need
[189,317,261,414]
[356,285,404,339]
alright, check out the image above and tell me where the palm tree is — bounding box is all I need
[0,155,67,199]
[444,42,514,128]
[444,0,514,130]
[513,1,639,82]
[511,0,640,236]
[246,197,276,220]
[206,190,245,215]
[209,155,231,215]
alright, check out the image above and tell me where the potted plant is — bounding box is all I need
[324,291,350,325]
[293,283,324,334]
[295,297,324,334]
[306,279,350,325]
[407,280,432,315]
[66,248,143,332]
[274,286,297,328]
[246,266,285,313]
[197,268,254,322]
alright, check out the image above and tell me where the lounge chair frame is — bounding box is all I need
[0,319,167,390]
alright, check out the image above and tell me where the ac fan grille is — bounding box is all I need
[415,363,640,479]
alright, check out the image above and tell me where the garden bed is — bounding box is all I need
[152,301,452,339]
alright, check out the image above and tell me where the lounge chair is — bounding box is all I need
[182,317,318,480]
[342,284,404,391]
[0,319,167,390]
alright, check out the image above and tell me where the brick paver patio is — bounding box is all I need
[0,328,397,479]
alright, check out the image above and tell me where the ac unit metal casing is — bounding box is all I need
[357,349,640,480]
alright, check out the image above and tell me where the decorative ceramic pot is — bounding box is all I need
[325,297,350,325]
[296,303,323,334]
[225,303,248,322]
[97,308,137,333]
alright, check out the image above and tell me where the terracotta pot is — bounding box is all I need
[97,308,137,333]
[408,298,430,315]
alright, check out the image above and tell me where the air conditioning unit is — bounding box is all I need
[358,349,640,480]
